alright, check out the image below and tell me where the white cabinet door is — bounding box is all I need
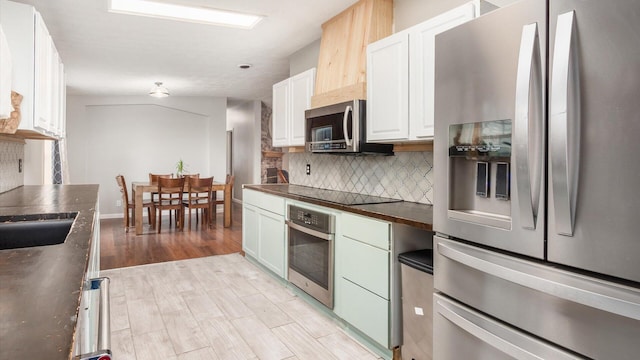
[366,32,409,142]
[49,45,60,134]
[2,1,65,138]
[272,78,289,147]
[289,68,315,146]
[242,204,259,258]
[409,2,477,139]
[257,209,286,277]
[243,189,286,278]
[33,12,51,132]
[57,62,66,136]
[271,68,315,147]
[366,2,477,142]
[0,25,12,119]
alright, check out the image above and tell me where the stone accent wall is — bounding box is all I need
[0,139,24,193]
[289,151,434,204]
[260,102,282,183]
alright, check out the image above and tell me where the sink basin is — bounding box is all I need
[0,212,77,250]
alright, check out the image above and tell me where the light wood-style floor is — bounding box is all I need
[100,203,382,360]
[102,254,381,360]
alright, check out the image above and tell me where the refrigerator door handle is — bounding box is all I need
[435,297,580,360]
[437,240,640,321]
[514,22,543,230]
[550,11,580,236]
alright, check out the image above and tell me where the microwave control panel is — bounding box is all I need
[308,142,347,151]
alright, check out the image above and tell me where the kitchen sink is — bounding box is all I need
[0,212,77,250]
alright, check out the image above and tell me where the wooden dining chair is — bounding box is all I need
[115,174,155,232]
[153,176,185,232]
[183,173,200,182]
[183,176,213,229]
[182,174,200,199]
[149,173,172,220]
[212,174,235,225]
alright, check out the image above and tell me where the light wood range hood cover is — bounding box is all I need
[311,0,393,109]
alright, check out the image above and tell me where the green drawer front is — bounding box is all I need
[339,278,389,348]
[340,236,389,299]
[341,212,390,250]
[243,189,285,215]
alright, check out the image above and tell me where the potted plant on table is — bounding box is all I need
[176,159,187,177]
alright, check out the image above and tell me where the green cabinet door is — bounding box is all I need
[257,209,286,278]
[242,204,259,258]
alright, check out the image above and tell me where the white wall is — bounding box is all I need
[394,0,472,31]
[66,95,227,217]
[289,39,321,77]
[226,100,262,201]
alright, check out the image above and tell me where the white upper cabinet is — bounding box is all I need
[0,0,66,139]
[367,2,478,142]
[272,78,290,146]
[0,25,12,119]
[366,32,410,142]
[272,68,315,147]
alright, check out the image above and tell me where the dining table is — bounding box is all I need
[131,181,232,235]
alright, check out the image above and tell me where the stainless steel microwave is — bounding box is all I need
[305,100,393,155]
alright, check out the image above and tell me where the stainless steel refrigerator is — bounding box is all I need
[433,0,640,358]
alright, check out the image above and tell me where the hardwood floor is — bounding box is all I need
[101,202,243,270]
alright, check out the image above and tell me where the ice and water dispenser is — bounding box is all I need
[447,119,512,229]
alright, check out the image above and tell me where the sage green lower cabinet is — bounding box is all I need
[242,204,259,258]
[242,189,286,278]
[256,209,285,276]
[335,212,392,348]
[339,278,390,346]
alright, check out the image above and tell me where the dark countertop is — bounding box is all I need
[243,184,433,231]
[0,185,99,360]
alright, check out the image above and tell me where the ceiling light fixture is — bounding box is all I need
[149,82,170,98]
[108,0,263,29]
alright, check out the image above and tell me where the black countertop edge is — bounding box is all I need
[243,184,433,231]
[0,185,99,360]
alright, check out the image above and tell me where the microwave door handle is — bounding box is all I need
[550,11,580,236]
[343,105,353,146]
[514,22,543,230]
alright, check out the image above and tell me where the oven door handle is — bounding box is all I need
[286,220,334,241]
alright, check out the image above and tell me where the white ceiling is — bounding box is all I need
[9,0,359,102]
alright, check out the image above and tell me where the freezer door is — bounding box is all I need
[433,294,582,360]
[434,0,546,258]
[547,0,640,283]
[434,236,640,360]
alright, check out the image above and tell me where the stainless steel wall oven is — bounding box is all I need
[286,205,335,308]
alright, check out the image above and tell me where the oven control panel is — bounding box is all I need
[288,205,335,234]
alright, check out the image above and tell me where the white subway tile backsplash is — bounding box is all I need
[289,151,434,204]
